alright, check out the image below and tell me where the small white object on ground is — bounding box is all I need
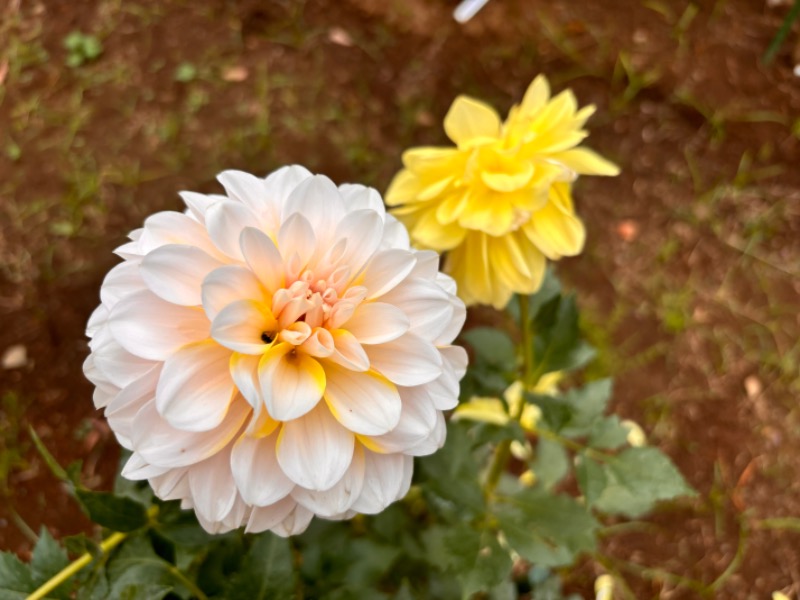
[454,0,492,23]
[2,344,27,369]
[793,64,800,77]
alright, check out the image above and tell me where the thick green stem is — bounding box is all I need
[28,531,128,600]
[483,295,537,497]
[28,506,163,600]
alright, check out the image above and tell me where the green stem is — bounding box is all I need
[28,531,128,600]
[27,506,161,600]
[483,295,537,497]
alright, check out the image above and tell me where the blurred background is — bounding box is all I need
[1,0,799,597]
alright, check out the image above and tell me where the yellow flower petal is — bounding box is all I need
[444,95,501,147]
[523,184,586,259]
[411,208,467,251]
[553,147,620,176]
[384,169,423,206]
[452,397,509,426]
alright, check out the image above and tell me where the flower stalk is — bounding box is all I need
[483,295,537,497]
[28,531,128,600]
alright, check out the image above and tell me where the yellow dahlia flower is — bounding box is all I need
[386,75,619,308]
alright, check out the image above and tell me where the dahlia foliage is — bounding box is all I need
[83,166,467,535]
[386,75,620,309]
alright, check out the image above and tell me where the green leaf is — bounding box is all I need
[508,269,561,324]
[0,551,34,594]
[422,524,511,599]
[106,536,186,599]
[529,379,613,436]
[226,534,294,600]
[494,488,598,568]
[575,454,607,507]
[588,415,630,449]
[417,423,485,517]
[31,529,70,597]
[593,447,696,517]
[75,489,149,532]
[531,295,596,380]
[531,437,569,489]
[462,327,516,369]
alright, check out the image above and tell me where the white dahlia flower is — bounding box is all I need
[83,166,467,535]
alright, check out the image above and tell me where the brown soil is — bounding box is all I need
[1,0,800,597]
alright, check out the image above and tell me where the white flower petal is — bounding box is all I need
[100,262,147,309]
[350,451,411,514]
[120,453,169,480]
[406,411,446,456]
[231,431,294,506]
[378,277,454,342]
[324,364,401,436]
[282,175,345,239]
[292,444,365,517]
[109,289,210,361]
[229,352,262,408]
[338,184,384,213]
[138,211,222,258]
[217,170,268,211]
[326,329,370,372]
[155,341,236,432]
[180,191,227,224]
[277,404,355,490]
[134,398,249,469]
[333,209,384,275]
[141,244,224,306]
[106,364,162,447]
[239,227,284,293]
[202,265,265,321]
[270,504,314,537]
[365,386,438,453]
[245,497,297,534]
[365,332,442,386]
[277,213,316,274]
[189,448,238,523]
[259,343,326,421]
[91,326,155,388]
[362,248,417,300]
[379,214,411,250]
[344,302,410,345]
[211,299,276,355]
[206,199,259,260]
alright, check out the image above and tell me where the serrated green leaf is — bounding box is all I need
[575,454,607,507]
[106,536,190,599]
[225,534,294,600]
[593,447,696,517]
[75,489,149,532]
[531,437,570,489]
[588,416,629,449]
[462,327,516,369]
[0,551,35,594]
[63,533,100,558]
[494,488,598,567]
[31,528,70,597]
[529,379,614,436]
[417,423,485,517]
[457,533,512,599]
[422,524,511,599]
[531,295,596,380]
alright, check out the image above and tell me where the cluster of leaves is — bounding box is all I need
[63,32,103,68]
[1,274,694,599]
